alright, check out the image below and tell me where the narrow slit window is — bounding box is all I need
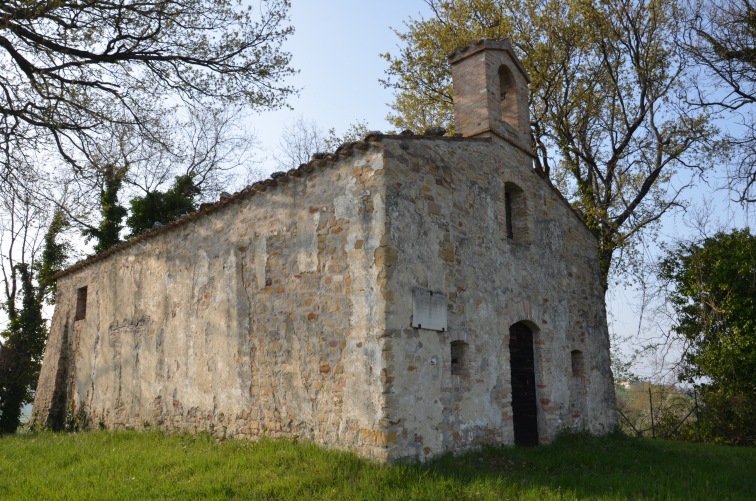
[451,340,469,376]
[75,286,88,321]
[571,350,584,378]
[505,190,514,239]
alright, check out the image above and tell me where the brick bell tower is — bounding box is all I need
[448,40,531,153]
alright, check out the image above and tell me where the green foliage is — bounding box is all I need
[324,120,370,151]
[660,229,756,388]
[0,265,47,434]
[698,386,756,446]
[0,212,67,434]
[64,402,88,433]
[615,382,700,441]
[659,228,756,445]
[381,0,501,133]
[126,175,200,236]
[82,164,128,253]
[33,209,69,305]
[0,431,755,499]
[382,0,716,288]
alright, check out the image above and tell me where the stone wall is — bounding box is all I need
[33,146,394,461]
[33,132,617,464]
[378,135,616,461]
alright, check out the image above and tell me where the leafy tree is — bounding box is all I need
[659,229,756,444]
[0,0,296,181]
[33,209,69,304]
[126,175,201,236]
[81,164,128,253]
[683,0,756,202]
[0,216,67,434]
[0,166,69,434]
[382,0,715,288]
[0,265,47,434]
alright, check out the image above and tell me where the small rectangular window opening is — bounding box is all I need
[571,350,584,378]
[451,340,469,376]
[75,286,88,321]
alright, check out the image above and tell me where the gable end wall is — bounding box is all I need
[379,136,616,461]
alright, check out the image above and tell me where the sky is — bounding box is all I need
[245,0,432,174]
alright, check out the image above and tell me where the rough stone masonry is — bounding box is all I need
[32,40,617,462]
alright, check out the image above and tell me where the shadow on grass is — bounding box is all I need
[403,432,756,500]
[2,429,755,500]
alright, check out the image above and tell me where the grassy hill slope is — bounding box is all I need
[1,431,754,500]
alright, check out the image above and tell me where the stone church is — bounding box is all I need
[33,40,617,462]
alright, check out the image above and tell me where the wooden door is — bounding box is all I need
[509,322,538,446]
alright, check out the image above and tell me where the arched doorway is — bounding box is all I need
[509,322,538,446]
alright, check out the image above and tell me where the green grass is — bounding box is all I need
[1,431,754,500]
